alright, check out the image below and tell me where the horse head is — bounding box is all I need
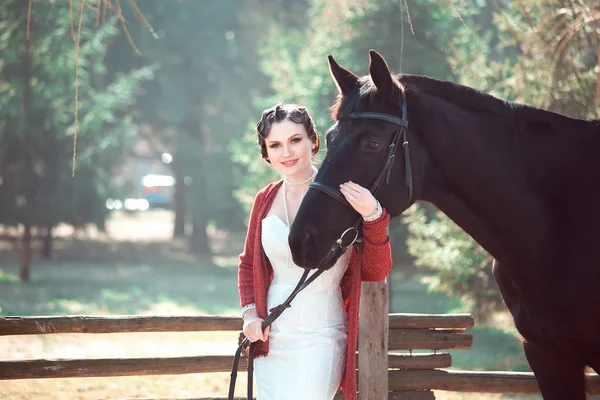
[289,50,426,270]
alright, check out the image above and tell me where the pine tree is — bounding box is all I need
[0,0,153,279]
[106,0,270,253]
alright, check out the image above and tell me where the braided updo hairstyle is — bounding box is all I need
[255,103,320,164]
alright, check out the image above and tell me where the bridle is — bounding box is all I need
[309,100,413,259]
[228,99,412,400]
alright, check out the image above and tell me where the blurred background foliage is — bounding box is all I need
[1,0,598,323]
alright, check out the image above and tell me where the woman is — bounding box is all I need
[238,103,392,400]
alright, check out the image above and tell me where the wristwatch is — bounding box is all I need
[363,200,382,222]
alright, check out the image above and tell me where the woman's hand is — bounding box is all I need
[340,181,378,217]
[243,311,271,343]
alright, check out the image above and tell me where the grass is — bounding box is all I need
[0,239,248,400]
[0,259,240,316]
[0,211,541,399]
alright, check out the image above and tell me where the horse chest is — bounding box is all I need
[507,279,600,357]
[495,262,589,348]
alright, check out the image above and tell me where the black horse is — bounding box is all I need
[288,50,600,399]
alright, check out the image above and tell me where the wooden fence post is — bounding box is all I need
[359,278,389,400]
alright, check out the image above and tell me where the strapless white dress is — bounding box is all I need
[255,215,351,400]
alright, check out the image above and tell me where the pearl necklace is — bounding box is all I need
[283,169,317,228]
[283,181,293,268]
[282,167,317,268]
[285,166,317,186]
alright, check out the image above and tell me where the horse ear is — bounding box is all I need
[369,50,394,97]
[328,55,359,94]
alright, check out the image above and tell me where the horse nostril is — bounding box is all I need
[289,230,307,265]
[290,228,320,268]
[301,228,320,265]
[302,230,311,250]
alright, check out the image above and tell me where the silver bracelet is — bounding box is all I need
[363,200,382,222]
[241,303,256,316]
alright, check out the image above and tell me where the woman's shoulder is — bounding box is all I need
[255,179,284,202]
[250,180,284,210]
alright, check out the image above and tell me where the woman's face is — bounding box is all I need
[265,119,315,179]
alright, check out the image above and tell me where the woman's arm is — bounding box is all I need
[339,181,393,281]
[237,189,271,342]
[238,190,265,308]
[360,210,392,281]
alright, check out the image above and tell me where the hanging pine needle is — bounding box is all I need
[26,0,155,176]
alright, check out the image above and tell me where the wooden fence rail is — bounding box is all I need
[1,313,599,398]
[0,315,242,335]
[0,353,452,380]
[0,313,474,335]
[389,370,600,394]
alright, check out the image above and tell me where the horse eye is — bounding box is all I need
[366,141,379,150]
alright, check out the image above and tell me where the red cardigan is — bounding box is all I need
[238,180,392,400]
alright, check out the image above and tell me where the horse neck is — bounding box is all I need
[408,90,555,271]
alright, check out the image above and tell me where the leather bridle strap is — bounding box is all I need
[308,121,402,212]
[349,102,411,202]
[309,181,352,208]
[309,102,411,211]
[228,267,325,400]
[307,102,412,254]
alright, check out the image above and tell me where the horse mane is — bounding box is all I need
[330,73,513,121]
[329,73,592,129]
[329,76,406,120]
[398,74,588,125]
[399,74,515,118]
[330,77,371,120]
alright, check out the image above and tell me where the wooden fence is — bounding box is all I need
[2,313,599,399]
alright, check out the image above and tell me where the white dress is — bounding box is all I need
[255,214,352,400]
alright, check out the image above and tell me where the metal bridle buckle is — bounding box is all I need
[336,227,359,249]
